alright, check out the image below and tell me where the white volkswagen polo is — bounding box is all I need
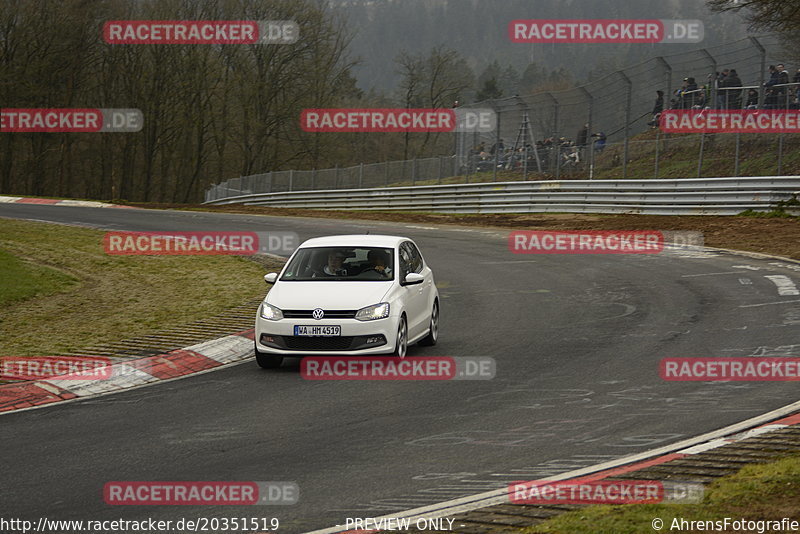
[254,235,440,368]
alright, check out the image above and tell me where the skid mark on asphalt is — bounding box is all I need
[681,271,741,277]
[722,346,800,358]
[326,454,623,514]
[323,376,795,515]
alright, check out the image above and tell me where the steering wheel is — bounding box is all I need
[359,267,388,278]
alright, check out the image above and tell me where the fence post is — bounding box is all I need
[311,168,316,189]
[438,156,443,184]
[545,92,559,174]
[288,169,293,192]
[523,145,528,181]
[385,161,389,186]
[656,56,672,108]
[492,103,501,182]
[654,132,660,178]
[778,134,784,175]
[359,163,364,188]
[334,165,339,189]
[697,133,705,177]
[412,158,417,186]
[734,133,741,176]
[699,49,717,107]
[578,87,593,180]
[750,37,766,108]
[268,172,273,193]
[618,72,632,179]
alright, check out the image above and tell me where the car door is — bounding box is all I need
[408,240,434,304]
[399,241,428,339]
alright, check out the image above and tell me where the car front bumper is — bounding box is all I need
[255,315,399,356]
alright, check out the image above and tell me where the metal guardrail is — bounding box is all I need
[203,176,800,215]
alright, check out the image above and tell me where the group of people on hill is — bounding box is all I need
[648,64,800,127]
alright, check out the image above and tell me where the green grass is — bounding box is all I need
[522,454,800,534]
[0,248,78,306]
[0,218,279,356]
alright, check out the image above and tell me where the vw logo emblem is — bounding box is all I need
[312,308,324,320]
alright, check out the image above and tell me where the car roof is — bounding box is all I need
[297,234,410,249]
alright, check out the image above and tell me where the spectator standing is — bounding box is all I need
[680,77,698,109]
[745,88,759,109]
[648,90,664,127]
[591,131,606,153]
[764,65,788,108]
[576,123,589,147]
[719,68,742,108]
[792,69,800,109]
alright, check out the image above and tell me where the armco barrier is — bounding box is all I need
[203,176,800,215]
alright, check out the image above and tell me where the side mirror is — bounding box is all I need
[403,272,424,286]
[264,273,278,284]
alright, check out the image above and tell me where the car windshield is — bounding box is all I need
[281,246,395,281]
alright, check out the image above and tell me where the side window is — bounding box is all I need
[399,243,413,278]
[407,242,424,273]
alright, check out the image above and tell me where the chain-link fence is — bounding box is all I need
[466,34,797,179]
[206,34,800,202]
[205,156,462,201]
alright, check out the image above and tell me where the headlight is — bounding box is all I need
[260,302,283,321]
[355,302,390,321]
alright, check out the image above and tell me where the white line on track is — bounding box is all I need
[681,271,741,277]
[739,299,800,308]
[764,275,800,296]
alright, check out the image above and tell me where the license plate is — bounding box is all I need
[294,325,341,337]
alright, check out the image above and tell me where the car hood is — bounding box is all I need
[266,281,393,310]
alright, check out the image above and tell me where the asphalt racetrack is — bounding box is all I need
[1,204,799,533]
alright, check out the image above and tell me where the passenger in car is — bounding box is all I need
[318,250,348,276]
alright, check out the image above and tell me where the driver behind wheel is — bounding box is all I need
[364,249,392,278]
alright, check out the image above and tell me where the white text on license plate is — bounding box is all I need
[294,325,341,337]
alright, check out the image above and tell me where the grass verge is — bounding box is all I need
[0,218,272,356]
[523,454,800,534]
[0,248,78,306]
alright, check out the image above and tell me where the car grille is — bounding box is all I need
[282,310,357,319]
[283,336,355,350]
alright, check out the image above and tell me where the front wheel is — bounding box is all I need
[419,300,439,346]
[255,345,283,369]
[392,316,408,358]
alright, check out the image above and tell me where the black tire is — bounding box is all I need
[419,300,439,346]
[392,316,408,358]
[255,345,283,369]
